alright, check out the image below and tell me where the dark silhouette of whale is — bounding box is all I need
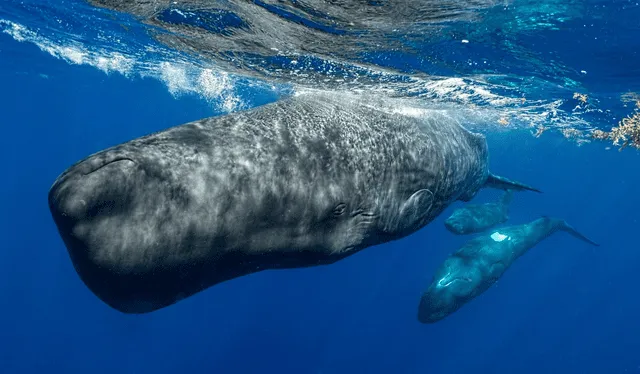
[418,216,599,323]
[444,190,513,235]
[48,91,541,314]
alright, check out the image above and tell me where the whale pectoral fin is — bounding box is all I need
[485,173,542,193]
[398,189,434,231]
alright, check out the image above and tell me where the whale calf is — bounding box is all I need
[48,91,541,314]
[444,189,514,235]
[418,216,599,323]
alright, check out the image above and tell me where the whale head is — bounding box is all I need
[417,255,482,323]
[444,217,465,234]
[47,126,229,314]
[443,209,473,235]
[48,121,378,314]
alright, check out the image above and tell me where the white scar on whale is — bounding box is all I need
[490,232,509,242]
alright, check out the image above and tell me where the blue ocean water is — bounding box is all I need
[1,0,639,373]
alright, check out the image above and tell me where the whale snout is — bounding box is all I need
[444,217,465,234]
[48,150,218,314]
[418,289,450,323]
[417,278,466,323]
[48,154,156,312]
[49,156,137,227]
[418,264,478,324]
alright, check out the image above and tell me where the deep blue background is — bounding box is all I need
[2,10,640,374]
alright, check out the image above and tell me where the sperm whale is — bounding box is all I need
[48,92,541,313]
[418,216,598,323]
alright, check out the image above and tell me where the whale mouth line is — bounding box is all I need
[437,276,473,288]
[83,157,136,176]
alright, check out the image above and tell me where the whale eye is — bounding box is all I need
[332,203,347,216]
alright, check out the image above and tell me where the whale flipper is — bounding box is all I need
[500,189,514,205]
[485,173,542,193]
[550,217,600,247]
[398,188,434,231]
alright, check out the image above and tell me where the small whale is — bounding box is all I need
[48,91,541,314]
[444,190,514,235]
[418,216,599,323]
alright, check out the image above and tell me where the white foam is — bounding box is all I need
[95,53,134,75]
[0,19,243,112]
[0,18,597,138]
[417,77,518,107]
[1,19,135,76]
[158,62,193,96]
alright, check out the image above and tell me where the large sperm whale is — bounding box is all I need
[48,91,541,314]
[418,216,599,323]
[444,189,514,235]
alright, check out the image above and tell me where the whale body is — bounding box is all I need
[48,92,540,313]
[418,216,599,323]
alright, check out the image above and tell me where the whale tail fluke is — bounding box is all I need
[485,173,542,193]
[500,189,514,206]
[559,219,600,247]
[545,217,600,247]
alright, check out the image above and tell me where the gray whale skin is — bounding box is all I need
[48,92,540,313]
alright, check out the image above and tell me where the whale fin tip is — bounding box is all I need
[485,173,542,193]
